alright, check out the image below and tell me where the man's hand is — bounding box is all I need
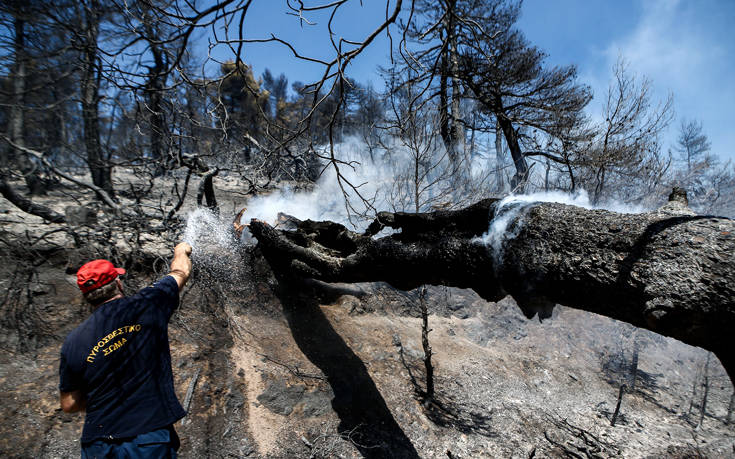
[175,242,192,256]
[60,390,86,413]
[169,242,193,290]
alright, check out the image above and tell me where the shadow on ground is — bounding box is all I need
[276,281,420,458]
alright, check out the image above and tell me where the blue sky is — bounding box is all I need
[518,0,735,161]
[201,1,396,87]
[203,0,735,161]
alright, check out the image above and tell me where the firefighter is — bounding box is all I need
[59,242,192,458]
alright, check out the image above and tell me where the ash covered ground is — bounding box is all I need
[1,174,734,458]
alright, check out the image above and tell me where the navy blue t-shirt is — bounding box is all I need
[59,276,186,443]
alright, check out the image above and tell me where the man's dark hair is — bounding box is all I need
[83,281,119,306]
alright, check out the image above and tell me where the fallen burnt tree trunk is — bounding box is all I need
[247,190,735,379]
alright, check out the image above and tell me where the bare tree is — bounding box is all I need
[140,4,172,174]
[437,0,466,167]
[1,1,47,195]
[381,68,453,213]
[667,120,735,216]
[395,0,592,192]
[582,58,673,204]
[0,0,411,224]
[676,119,711,172]
[608,331,639,427]
[452,1,591,191]
[687,352,713,428]
[78,0,113,196]
[418,286,434,401]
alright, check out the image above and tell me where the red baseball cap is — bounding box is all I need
[77,260,126,294]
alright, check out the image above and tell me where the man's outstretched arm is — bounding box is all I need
[169,242,192,290]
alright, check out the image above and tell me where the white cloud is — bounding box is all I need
[608,0,723,88]
[585,0,735,159]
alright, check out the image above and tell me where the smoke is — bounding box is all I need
[242,146,391,230]
[238,135,502,233]
[478,196,534,266]
[476,190,648,265]
[486,189,647,215]
[238,136,440,232]
[185,137,651,265]
[181,137,400,261]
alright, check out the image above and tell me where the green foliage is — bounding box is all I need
[217,60,271,140]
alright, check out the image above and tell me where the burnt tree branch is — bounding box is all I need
[248,191,735,379]
[0,178,65,223]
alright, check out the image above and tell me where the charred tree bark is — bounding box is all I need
[496,114,529,192]
[142,9,169,176]
[5,14,45,195]
[248,189,735,380]
[495,121,505,192]
[80,0,113,197]
[462,78,530,192]
[438,0,464,172]
[148,83,165,171]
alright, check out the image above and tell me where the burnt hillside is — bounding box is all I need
[1,178,734,458]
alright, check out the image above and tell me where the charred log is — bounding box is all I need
[0,177,65,223]
[196,168,219,211]
[248,190,735,379]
